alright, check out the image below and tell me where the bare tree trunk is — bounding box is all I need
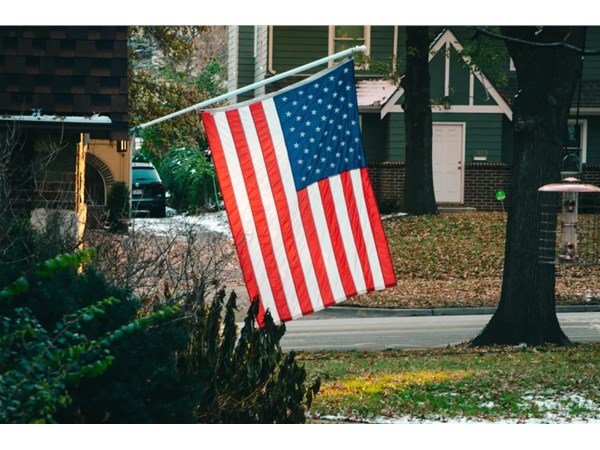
[403,26,438,215]
[471,26,586,346]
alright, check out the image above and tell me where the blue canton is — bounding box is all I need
[273,60,366,191]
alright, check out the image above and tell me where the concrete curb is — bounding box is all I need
[302,304,600,320]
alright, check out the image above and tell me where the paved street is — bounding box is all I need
[280,311,600,352]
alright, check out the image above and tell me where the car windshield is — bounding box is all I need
[133,167,161,183]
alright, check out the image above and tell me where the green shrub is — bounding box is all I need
[105,182,130,232]
[52,283,319,424]
[179,287,320,423]
[159,146,219,214]
[1,210,316,423]
[0,249,179,423]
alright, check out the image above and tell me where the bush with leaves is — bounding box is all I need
[158,146,219,214]
[0,249,179,423]
[105,182,130,232]
[178,286,320,423]
[129,26,227,156]
[1,201,316,423]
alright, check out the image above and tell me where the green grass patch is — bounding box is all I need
[301,343,600,423]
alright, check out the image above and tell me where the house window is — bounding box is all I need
[563,119,587,173]
[329,26,370,64]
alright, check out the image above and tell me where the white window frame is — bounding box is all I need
[564,118,588,168]
[328,26,370,66]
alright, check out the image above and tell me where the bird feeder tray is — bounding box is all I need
[538,178,600,265]
[538,177,600,193]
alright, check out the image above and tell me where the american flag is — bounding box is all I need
[201,60,396,325]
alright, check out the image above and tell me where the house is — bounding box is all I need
[227,26,600,211]
[0,26,129,235]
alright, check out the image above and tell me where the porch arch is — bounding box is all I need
[85,153,114,207]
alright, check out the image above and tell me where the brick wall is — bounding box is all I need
[366,161,405,212]
[581,164,600,186]
[367,161,511,211]
[367,162,600,212]
[464,163,512,211]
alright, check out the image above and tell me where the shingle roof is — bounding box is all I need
[0,26,128,140]
[356,79,398,109]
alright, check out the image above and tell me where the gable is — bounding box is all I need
[381,29,513,120]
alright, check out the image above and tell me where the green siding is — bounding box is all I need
[369,26,399,71]
[584,28,600,79]
[502,117,514,163]
[270,26,401,76]
[271,26,329,74]
[586,116,600,164]
[449,48,470,106]
[387,113,405,161]
[237,26,255,102]
[434,113,504,162]
[361,113,388,162]
[429,49,445,103]
[384,112,504,162]
[473,75,498,106]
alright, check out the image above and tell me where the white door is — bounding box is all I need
[432,123,464,203]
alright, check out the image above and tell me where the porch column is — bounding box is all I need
[75,133,89,246]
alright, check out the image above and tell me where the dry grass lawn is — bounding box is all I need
[344,212,600,309]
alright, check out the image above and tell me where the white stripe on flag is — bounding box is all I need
[262,99,325,312]
[350,168,386,290]
[329,173,367,295]
[238,106,303,319]
[306,182,346,302]
[213,111,281,324]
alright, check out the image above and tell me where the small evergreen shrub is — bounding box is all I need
[159,146,218,214]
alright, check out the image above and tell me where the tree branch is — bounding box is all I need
[475,26,600,55]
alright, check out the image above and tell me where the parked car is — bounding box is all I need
[131,162,166,218]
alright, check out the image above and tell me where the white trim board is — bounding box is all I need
[387,105,506,114]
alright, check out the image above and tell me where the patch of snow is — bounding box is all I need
[523,392,599,415]
[381,212,407,221]
[316,413,600,424]
[315,393,600,424]
[130,211,231,238]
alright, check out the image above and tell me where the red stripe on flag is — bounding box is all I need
[360,168,397,287]
[201,112,266,323]
[318,178,357,298]
[225,109,292,322]
[297,188,336,308]
[249,103,314,316]
[340,171,375,291]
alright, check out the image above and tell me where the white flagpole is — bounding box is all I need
[130,45,367,135]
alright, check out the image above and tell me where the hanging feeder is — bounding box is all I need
[538,177,600,265]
